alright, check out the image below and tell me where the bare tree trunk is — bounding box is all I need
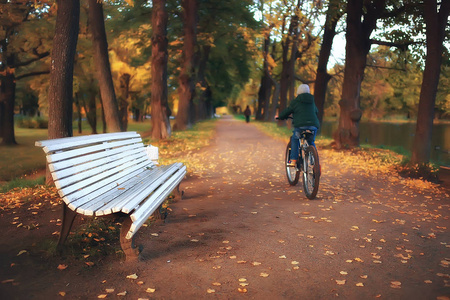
[314,0,341,126]
[47,0,80,184]
[334,0,385,148]
[88,0,122,132]
[151,0,171,140]
[411,0,450,164]
[119,73,130,131]
[176,0,198,130]
[0,68,17,145]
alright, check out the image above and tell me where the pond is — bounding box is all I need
[320,121,450,165]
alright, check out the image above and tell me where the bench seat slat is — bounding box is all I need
[78,166,170,216]
[49,143,146,173]
[126,167,186,239]
[47,138,143,163]
[53,150,148,189]
[36,132,140,152]
[55,155,149,196]
[117,163,183,214]
[63,159,152,209]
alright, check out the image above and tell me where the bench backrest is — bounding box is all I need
[35,132,154,206]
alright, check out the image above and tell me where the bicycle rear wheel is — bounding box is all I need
[285,141,299,186]
[302,146,320,199]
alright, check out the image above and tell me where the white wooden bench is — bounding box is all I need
[35,132,186,261]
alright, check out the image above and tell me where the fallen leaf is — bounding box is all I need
[252,262,261,266]
[260,273,269,278]
[59,291,66,296]
[238,288,248,293]
[57,264,68,270]
[291,261,299,265]
[279,255,287,259]
[207,289,215,294]
[126,273,138,280]
[390,281,401,289]
[238,278,247,282]
[146,288,156,293]
[356,282,364,287]
[424,280,432,284]
[212,282,221,286]
[340,271,348,275]
[17,250,27,256]
[2,279,14,284]
[336,280,346,285]
[85,262,94,267]
[360,275,368,279]
[106,288,114,293]
[97,295,107,299]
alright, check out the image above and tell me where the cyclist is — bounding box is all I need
[277,84,320,167]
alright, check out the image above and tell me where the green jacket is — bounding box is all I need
[279,93,320,129]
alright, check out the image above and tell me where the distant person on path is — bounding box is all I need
[244,105,251,123]
[277,84,320,167]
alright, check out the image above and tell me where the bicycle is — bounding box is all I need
[281,118,320,199]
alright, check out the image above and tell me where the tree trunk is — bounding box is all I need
[151,0,171,140]
[119,73,130,131]
[176,0,198,130]
[314,0,341,126]
[334,0,384,148]
[411,0,450,164]
[47,0,80,184]
[257,33,272,121]
[278,36,290,127]
[0,68,17,145]
[88,0,122,132]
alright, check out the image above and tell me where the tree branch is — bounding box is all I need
[16,70,50,80]
[15,50,50,68]
[369,39,419,51]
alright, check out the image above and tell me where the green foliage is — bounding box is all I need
[0,176,45,194]
[16,116,48,129]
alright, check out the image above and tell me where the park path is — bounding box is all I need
[1,116,449,299]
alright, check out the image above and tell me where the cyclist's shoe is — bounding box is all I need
[287,159,297,167]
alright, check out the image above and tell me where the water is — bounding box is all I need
[320,121,450,165]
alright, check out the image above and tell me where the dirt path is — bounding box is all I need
[1,116,449,299]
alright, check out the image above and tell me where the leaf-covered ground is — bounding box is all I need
[0,116,449,299]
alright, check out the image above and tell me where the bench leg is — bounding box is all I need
[176,183,184,200]
[57,203,77,253]
[120,216,140,261]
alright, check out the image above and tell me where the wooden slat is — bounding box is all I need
[117,163,182,214]
[49,143,147,173]
[53,150,147,189]
[126,167,186,239]
[55,155,149,196]
[36,132,139,152]
[64,159,152,210]
[78,166,170,216]
[47,138,143,163]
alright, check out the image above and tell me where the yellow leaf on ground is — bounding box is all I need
[126,273,138,279]
[336,280,346,285]
[59,291,66,296]
[97,295,107,299]
[146,288,156,293]
[260,273,269,277]
[105,288,114,293]
[356,282,364,287]
[252,262,261,266]
[340,271,348,275]
[117,291,127,296]
[239,278,247,282]
[238,288,248,293]
[57,264,68,270]
[207,289,215,293]
[212,282,221,286]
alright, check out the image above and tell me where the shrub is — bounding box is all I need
[16,116,48,129]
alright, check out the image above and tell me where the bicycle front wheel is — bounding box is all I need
[302,146,320,199]
[285,141,299,186]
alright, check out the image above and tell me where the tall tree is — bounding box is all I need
[47,0,80,140]
[47,0,80,182]
[314,0,343,125]
[0,1,51,145]
[176,0,198,130]
[88,0,122,132]
[411,0,450,164]
[334,0,386,148]
[150,0,171,139]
